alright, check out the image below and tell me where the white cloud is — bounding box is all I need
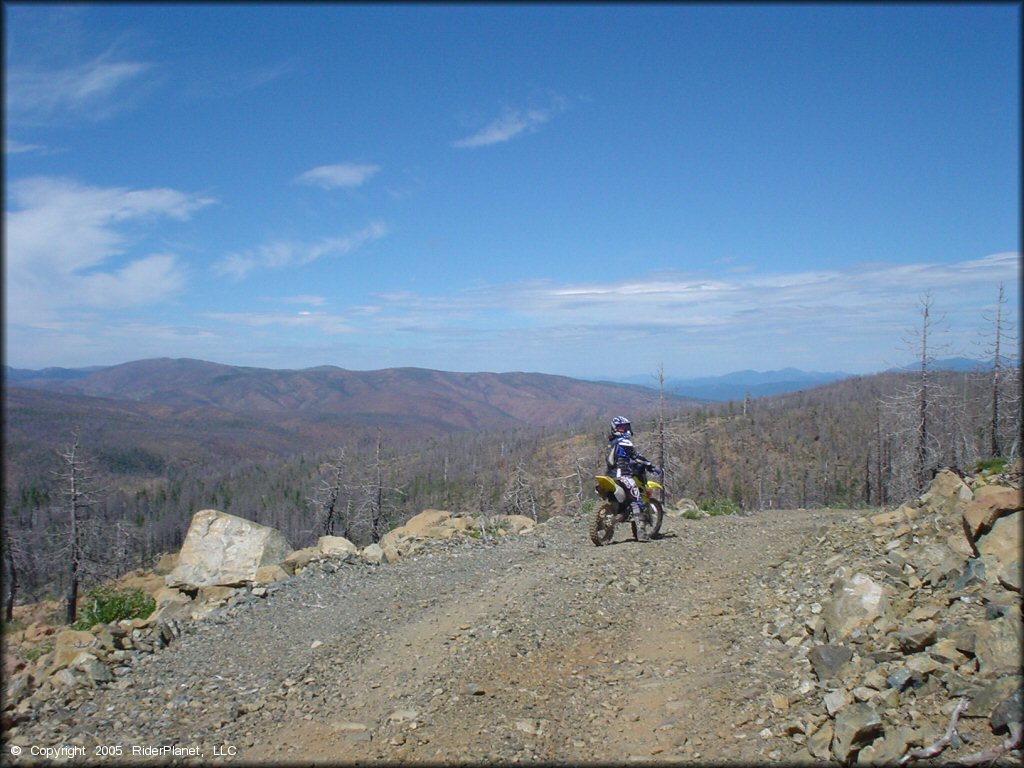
[340,253,1019,373]
[277,295,328,307]
[295,163,381,189]
[5,139,50,155]
[201,310,356,336]
[453,97,568,148]
[7,49,154,123]
[214,221,388,280]
[4,176,215,324]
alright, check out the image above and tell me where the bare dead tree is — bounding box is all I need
[915,293,936,487]
[443,453,451,510]
[502,460,538,521]
[54,428,100,624]
[990,284,1006,457]
[339,429,407,545]
[571,453,588,511]
[2,519,19,622]
[308,448,348,538]
[655,364,668,506]
[998,366,1021,458]
[880,293,952,495]
[982,282,1018,458]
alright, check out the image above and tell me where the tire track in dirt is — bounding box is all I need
[241,508,855,765]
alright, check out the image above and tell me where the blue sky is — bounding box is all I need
[4,3,1020,379]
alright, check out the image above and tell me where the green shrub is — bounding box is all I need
[698,497,742,517]
[973,457,1008,475]
[2,619,26,635]
[22,640,53,662]
[70,586,155,630]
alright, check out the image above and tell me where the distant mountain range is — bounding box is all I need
[4,357,1010,416]
[597,358,1009,401]
[3,357,698,440]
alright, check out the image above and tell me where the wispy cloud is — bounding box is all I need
[213,221,389,281]
[504,257,1020,330]
[241,60,297,91]
[453,96,568,149]
[7,49,155,123]
[276,295,328,307]
[4,176,215,324]
[5,139,52,155]
[295,163,381,189]
[201,310,356,336]
[325,254,1020,373]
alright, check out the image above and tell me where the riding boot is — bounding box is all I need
[631,502,650,542]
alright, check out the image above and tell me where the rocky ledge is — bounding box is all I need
[762,463,1022,764]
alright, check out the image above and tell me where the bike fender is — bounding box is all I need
[595,475,627,503]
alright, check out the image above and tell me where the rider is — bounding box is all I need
[606,416,660,541]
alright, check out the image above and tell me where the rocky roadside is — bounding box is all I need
[2,464,1021,766]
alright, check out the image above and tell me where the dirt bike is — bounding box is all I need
[590,470,664,545]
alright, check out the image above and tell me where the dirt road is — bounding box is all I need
[233,507,854,765]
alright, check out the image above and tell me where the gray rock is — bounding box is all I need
[991,689,1024,733]
[998,559,1021,592]
[806,721,833,760]
[822,572,889,642]
[832,702,883,762]
[954,558,988,591]
[824,689,851,715]
[166,509,293,588]
[887,667,919,691]
[808,644,854,681]
[894,623,938,653]
[855,725,917,765]
[974,614,1024,677]
[967,676,1024,720]
[86,661,114,683]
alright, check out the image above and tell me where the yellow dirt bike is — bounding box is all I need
[590,471,664,545]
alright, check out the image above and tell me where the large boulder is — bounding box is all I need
[485,515,536,535]
[379,510,475,563]
[822,572,890,642]
[831,702,883,762]
[976,512,1022,575]
[919,469,972,515]
[974,610,1024,677]
[166,509,292,588]
[280,546,321,575]
[318,535,358,559]
[962,487,1022,547]
[400,510,456,537]
[48,630,102,673]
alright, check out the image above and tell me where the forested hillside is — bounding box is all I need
[5,358,680,429]
[653,368,1020,512]
[3,362,1019,612]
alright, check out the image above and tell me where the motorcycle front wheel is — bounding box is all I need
[590,502,616,546]
[647,498,664,537]
[631,499,665,541]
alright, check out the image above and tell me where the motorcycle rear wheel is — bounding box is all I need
[590,502,616,546]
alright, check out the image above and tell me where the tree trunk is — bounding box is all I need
[371,428,384,543]
[918,297,930,489]
[990,283,1004,458]
[656,364,667,506]
[3,528,17,623]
